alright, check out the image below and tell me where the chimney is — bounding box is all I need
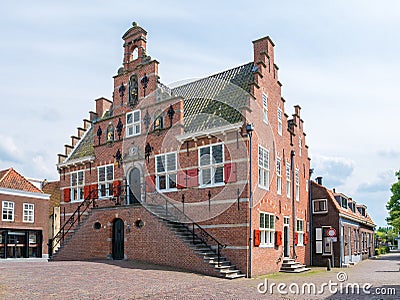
[95,97,112,118]
[316,176,323,185]
[333,188,336,193]
[294,105,301,117]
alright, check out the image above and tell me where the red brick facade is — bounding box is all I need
[311,180,375,267]
[0,168,50,258]
[55,23,311,276]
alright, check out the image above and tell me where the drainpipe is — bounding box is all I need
[309,168,314,265]
[246,123,254,278]
[291,150,296,259]
[339,217,343,268]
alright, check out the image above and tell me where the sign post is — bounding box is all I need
[327,227,337,268]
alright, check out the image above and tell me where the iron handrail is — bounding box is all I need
[49,190,97,256]
[146,192,226,265]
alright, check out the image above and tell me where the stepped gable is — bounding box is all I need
[65,126,95,162]
[0,168,43,194]
[172,62,254,133]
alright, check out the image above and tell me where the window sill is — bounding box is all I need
[313,211,328,214]
[198,183,225,189]
[259,244,274,248]
[258,185,269,191]
[157,188,178,193]
[71,199,84,203]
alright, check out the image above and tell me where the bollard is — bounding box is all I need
[327,258,331,271]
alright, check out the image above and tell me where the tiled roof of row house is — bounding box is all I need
[0,168,43,194]
[64,62,255,163]
[172,62,254,133]
[313,181,375,226]
[42,180,60,215]
[66,125,95,161]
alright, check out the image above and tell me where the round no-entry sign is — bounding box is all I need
[327,228,337,237]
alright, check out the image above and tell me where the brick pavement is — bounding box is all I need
[0,251,399,299]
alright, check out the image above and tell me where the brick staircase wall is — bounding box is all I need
[52,205,219,277]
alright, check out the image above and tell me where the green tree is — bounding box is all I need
[386,171,400,233]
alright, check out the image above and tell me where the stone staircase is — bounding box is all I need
[50,210,93,260]
[146,203,245,279]
[279,258,310,273]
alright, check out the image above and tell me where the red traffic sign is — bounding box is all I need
[327,228,337,237]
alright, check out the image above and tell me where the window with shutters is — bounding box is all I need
[156,152,177,191]
[198,143,224,187]
[260,212,275,247]
[276,157,282,195]
[2,201,14,221]
[296,219,304,246]
[98,164,114,198]
[23,203,34,223]
[258,146,269,190]
[126,110,141,137]
[70,170,84,202]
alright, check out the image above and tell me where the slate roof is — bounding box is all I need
[67,126,95,161]
[0,168,43,194]
[172,62,254,132]
[63,62,255,164]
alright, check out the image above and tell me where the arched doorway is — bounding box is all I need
[128,168,141,205]
[112,218,124,260]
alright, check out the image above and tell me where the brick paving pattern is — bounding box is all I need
[0,251,399,299]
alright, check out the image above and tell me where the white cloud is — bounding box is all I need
[311,155,354,188]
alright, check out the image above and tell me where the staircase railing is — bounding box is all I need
[49,190,98,257]
[146,192,226,266]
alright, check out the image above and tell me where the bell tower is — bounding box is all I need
[122,22,147,69]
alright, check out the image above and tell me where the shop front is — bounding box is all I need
[0,229,42,258]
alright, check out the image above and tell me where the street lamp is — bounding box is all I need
[246,123,254,278]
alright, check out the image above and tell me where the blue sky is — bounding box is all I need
[1,1,399,227]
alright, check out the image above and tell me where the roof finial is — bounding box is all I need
[132,21,137,27]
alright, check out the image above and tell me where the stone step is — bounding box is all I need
[225,273,246,279]
[280,267,310,273]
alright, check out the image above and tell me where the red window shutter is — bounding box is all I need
[84,185,90,199]
[224,162,237,183]
[275,231,282,246]
[63,188,71,203]
[90,184,98,199]
[113,180,121,197]
[177,171,187,189]
[186,168,198,188]
[254,229,261,247]
[145,175,156,192]
[295,232,299,245]
[304,232,309,245]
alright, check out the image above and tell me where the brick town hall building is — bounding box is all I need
[53,22,311,278]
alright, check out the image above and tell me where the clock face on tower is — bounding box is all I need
[129,74,139,107]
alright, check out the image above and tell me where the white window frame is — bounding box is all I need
[260,212,275,247]
[198,143,224,187]
[156,152,178,192]
[276,157,282,195]
[262,92,268,124]
[23,203,34,223]
[70,170,85,202]
[299,137,302,157]
[258,146,270,190]
[295,168,300,201]
[126,109,141,137]
[313,199,328,214]
[296,219,304,246]
[277,108,283,136]
[2,201,14,222]
[286,162,291,198]
[98,164,114,198]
